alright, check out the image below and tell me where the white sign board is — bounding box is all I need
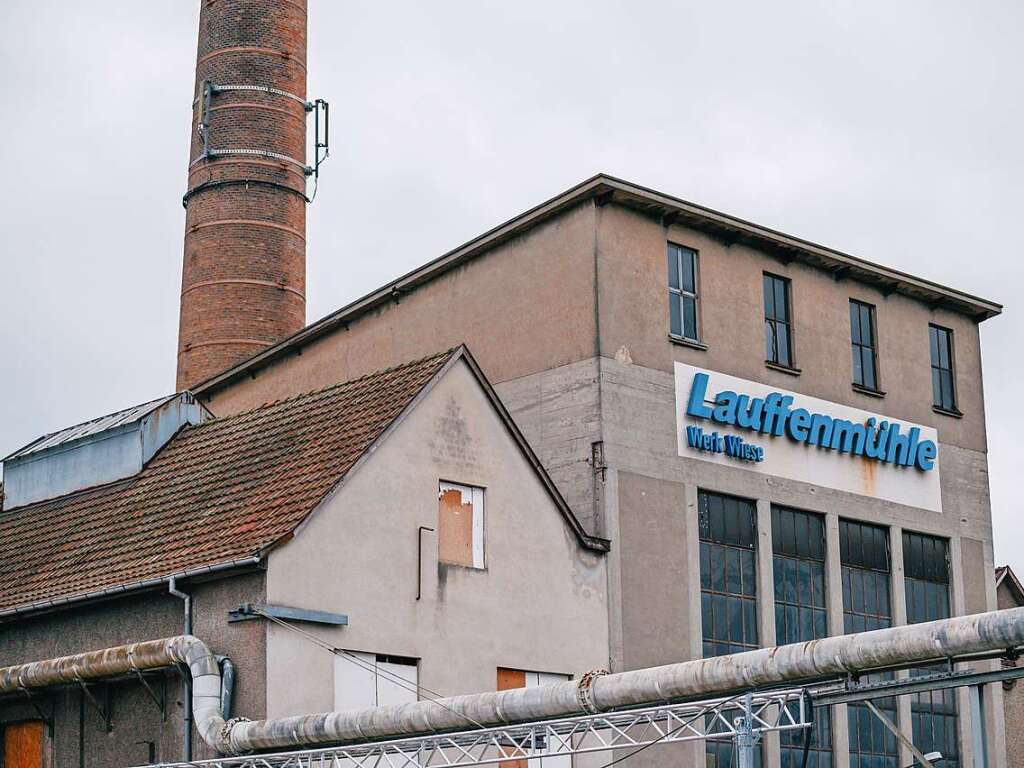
[674,362,942,512]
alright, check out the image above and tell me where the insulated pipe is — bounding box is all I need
[3,608,1024,756]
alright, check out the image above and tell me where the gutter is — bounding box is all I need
[0,556,264,622]
[3,607,1024,756]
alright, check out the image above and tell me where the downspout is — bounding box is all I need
[4,608,1024,756]
[167,577,193,761]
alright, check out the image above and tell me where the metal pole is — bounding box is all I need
[969,685,989,768]
[735,692,756,768]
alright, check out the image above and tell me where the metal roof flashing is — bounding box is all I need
[2,392,207,511]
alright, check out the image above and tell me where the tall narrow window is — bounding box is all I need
[438,482,485,569]
[772,506,832,768]
[903,532,959,768]
[699,490,760,768]
[668,243,699,341]
[850,300,879,391]
[764,273,793,367]
[929,325,957,412]
[840,520,898,768]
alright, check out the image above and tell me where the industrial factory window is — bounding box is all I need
[2,720,46,768]
[764,273,794,368]
[438,482,485,569]
[667,243,700,342]
[772,506,832,767]
[699,490,762,768]
[929,325,957,413]
[334,651,419,711]
[850,300,879,392]
[840,519,898,768]
[903,532,960,768]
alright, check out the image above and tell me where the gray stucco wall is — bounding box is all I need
[0,570,266,766]
[263,359,609,718]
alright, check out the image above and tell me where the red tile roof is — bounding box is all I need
[0,350,455,616]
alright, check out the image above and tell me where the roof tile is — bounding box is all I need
[0,350,454,615]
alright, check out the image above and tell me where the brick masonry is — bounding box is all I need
[176,0,309,391]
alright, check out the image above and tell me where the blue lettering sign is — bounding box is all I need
[685,373,937,472]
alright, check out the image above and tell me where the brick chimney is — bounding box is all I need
[176,0,309,391]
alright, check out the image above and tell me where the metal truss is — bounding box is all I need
[150,688,811,768]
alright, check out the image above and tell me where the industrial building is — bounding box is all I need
[0,0,1012,767]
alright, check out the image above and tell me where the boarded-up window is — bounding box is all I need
[3,721,45,768]
[334,651,418,711]
[497,669,571,768]
[438,482,484,568]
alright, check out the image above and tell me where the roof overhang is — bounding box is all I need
[195,174,1002,396]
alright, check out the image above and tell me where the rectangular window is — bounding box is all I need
[929,325,957,412]
[903,532,960,768]
[497,669,572,768]
[772,506,832,768]
[438,482,485,568]
[850,300,879,391]
[840,520,898,768]
[334,651,418,711]
[668,243,700,341]
[699,490,761,768]
[764,273,794,368]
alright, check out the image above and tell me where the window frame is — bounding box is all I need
[667,243,701,344]
[929,324,959,414]
[840,519,899,768]
[850,299,881,393]
[902,531,960,768]
[763,272,796,370]
[438,481,486,569]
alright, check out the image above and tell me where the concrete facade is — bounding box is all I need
[0,572,266,765]
[196,179,1004,767]
[264,359,608,718]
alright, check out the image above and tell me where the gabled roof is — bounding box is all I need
[996,565,1024,605]
[194,173,1002,396]
[0,348,605,620]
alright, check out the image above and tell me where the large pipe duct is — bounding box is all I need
[3,608,1024,756]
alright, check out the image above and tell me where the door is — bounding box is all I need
[496,669,572,768]
[3,721,45,768]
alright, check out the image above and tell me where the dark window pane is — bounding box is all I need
[669,292,682,337]
[667,246,680,289]
[929,325,956,410]
[700,491,758,656]
[683,296,697,340]
[681,250,696,293]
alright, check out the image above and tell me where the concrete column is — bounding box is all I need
[684,484,702,663]
[825,512,850,768]
[890,526,913,768]
[755,499,780,766]
[684,484,704,768]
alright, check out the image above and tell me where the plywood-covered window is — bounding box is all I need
[334,651,419,711]
[2,721,46,768]
[438,482,485,569]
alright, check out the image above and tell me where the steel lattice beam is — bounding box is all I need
[149,690,810,768]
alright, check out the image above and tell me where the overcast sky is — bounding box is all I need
[1,2,1021,570]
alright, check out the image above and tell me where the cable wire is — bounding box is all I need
[253,608,488,729]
